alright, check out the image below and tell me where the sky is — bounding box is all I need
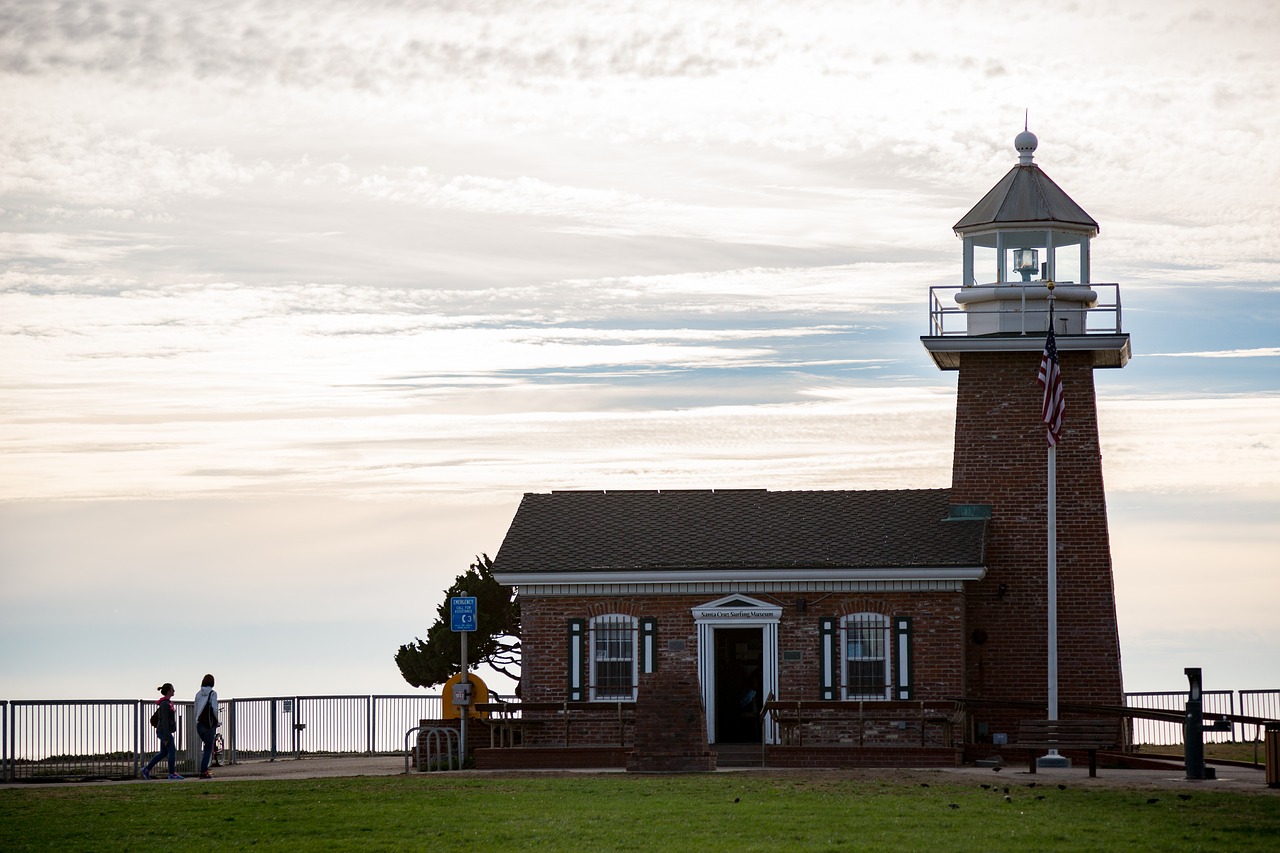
[2,0,1277,703]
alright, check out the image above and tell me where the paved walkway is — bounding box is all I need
[4,756,1275,793]
[211,756,1278,793]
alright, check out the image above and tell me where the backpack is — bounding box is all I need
[149,708,160,728]
[198,697,218,729]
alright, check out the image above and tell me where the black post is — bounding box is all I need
[1184,667,1205,780]
[270,698,278,762]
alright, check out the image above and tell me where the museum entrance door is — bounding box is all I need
[713,627,764,744]
[692,594,780,745]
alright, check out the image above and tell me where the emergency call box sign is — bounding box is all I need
[451,596,478,632]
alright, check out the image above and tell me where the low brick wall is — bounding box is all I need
[474,744,961,770]
[764,745,963,768]
[473,746,631,770]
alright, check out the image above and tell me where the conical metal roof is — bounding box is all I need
[954,133,1098,235]
[954,164,1097,234]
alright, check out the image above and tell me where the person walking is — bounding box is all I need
[194,673,220,779]
[142,682,183,780]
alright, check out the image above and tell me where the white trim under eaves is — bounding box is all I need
[492,565,986,587]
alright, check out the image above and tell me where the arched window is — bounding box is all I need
[590,614,638,701]
[841,613,891,700]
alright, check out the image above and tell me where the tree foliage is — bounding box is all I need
[394,554,521,688]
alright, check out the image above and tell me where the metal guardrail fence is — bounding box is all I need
[926,283,1123,337]
[3,689,1275,781]
[1240,690,1280,739]
[1124,690,1236,747]
[1,694,452,782]
[5,700,143,782]
[1124,690,1280,746]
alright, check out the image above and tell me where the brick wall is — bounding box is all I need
[951,349,1123,735]
[509,347,1124,754]
[627,662,715,771]
[519,589,966,747]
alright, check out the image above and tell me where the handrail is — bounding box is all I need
[926,283,1123,337]
[404,725,424,774]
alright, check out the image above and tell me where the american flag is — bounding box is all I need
[1037,324,1065,446]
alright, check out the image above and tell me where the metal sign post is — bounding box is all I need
[450,593,478,765]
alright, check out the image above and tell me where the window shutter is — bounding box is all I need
[893,616,914,700]
[639,617,657,674]
[819,617,837,700]
[567,619,586,701]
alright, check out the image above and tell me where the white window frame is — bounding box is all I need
[841,613,892,701]
[589,614,638,701]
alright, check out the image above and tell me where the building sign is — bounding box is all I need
[691,595,782,623]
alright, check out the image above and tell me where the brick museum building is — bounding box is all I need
[484,131,1131,770]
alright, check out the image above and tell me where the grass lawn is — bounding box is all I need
[3,773,1278,851]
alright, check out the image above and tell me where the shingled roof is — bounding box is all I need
[492,488,987,576]
[953,163,1098,235]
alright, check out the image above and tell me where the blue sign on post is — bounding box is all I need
[451,596,478,632]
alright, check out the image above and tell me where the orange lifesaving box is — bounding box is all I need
[441,672,490,720]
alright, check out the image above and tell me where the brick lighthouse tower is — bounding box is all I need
[922,130,1131,735]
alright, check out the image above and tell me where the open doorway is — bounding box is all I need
[713,627,763,744]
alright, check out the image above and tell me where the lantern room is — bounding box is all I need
[921,130,1130,369]
[955,129,1097,290]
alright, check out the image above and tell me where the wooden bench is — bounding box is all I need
[1018,718,1119,777]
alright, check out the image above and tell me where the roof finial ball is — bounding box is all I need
[1015,126,1038,165]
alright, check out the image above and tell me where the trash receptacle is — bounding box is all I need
[1267,722,1280,789]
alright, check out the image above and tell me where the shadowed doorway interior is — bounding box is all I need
[713,627,763,744]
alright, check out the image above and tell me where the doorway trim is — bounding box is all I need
[692,594,781,744]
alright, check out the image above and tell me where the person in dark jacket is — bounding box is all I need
[142,682,182,780]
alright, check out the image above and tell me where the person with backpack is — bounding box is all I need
[194,673,220,779]
[142,682,182,780]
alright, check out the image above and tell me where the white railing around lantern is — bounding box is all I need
[926,282,1122,337]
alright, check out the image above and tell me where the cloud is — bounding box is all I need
[1143,348,1280,359]
[0,231,160,264]
[1100,395,1280,494]
[0,0,789,87]
[0,119,260,212]
[0,0,1277,702]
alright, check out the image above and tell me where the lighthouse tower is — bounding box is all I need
[922,131,1131,732]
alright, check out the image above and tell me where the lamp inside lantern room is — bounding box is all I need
[1013,248,1039,282]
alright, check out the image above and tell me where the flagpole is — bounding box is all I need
[1039,286,1068,768]
[1047,442,1058,723]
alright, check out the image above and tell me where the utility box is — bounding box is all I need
[1266,723,1280,789]
[452,681,473,706]
[441,672,489,720]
